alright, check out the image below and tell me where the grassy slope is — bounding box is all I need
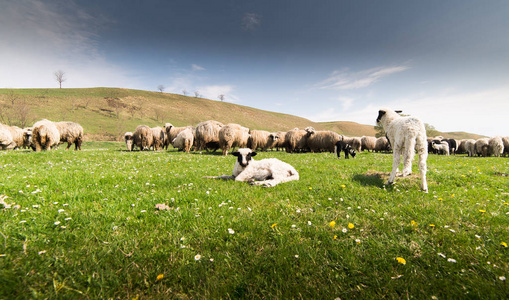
[0,88,483,141]
[0,147,507,298]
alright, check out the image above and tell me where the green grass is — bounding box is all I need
[0,145,507,299]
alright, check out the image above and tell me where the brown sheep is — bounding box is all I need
[194,120,224,152]
[374,137,391,153]
[248,130,278,151]
[285,128,309,153]
[304,127,342,153]
[474,138,489,157]
[218,123,250,155]
[361,136,377,152]
[133,125,154,151]
[55,121,84,150]
[151,126,165,150]
[272,131,287,151]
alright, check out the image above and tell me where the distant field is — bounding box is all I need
[0,145,507,298]
[0,88,485,142]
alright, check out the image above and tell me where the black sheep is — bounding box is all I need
[335,141,356,159]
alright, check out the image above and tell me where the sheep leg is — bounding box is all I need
[417,139,429,193]
[388,150,402,185]
[402,139,416,176]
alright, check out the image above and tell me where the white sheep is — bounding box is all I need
[206,148,299,187]
[463,139,477,157]
[32,119,60,151]
[488,136,504,157]
[171,127,194,153]
[0,124,16,150]
[474,138,489,157]
[502,137,509,157]
[218,123,250,155]
[164,123,189,150]
[431,141,450,155]
[376,109,428,192]
[124,132,134,151]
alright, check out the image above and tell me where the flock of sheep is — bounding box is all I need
[123,121,394,155]
[430,136,509,157]
[0,119,83,151]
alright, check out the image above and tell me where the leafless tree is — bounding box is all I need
[157,85,165,93]
[194,91,201,98]
[54,70,66,88]
[218,94,225,102]
[182,89,188,96]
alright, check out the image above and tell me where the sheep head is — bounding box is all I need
[232,148,257,167]
[376,109,403,124]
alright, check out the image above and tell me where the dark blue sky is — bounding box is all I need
[1,0,508,136]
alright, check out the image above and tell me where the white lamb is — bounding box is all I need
[206,148,299,187]
[376,109,428,192]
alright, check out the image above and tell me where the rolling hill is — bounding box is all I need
[0,87,484,141]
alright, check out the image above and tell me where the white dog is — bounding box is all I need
[206,148,299,187]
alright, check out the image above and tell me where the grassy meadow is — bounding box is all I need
[0,145,508,299]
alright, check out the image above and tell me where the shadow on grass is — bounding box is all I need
[352,172,386,188]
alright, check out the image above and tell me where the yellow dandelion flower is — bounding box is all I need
[341,184,346,188]
[333,235,337,240]
[429,224,435,228]
[451,194,455,198]
[396,257,406,265]
[503,202,509,206]
[308,187,312,190]
[501,242,508,248]
[348,223,354,229]
[438,198,443,201]
[156,274,164,281]
[329,221,336,228]
[479,209,486,213]
[271,223,277,228]
[411,220,417,226]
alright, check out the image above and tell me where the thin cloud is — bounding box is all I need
[241,13,262,31]
[192,64,206,71]
[316,66,409,90]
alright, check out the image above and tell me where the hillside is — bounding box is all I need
[0,88,483,141]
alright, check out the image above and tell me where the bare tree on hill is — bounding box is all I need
[218,94,225,102]
[157,85,165,93]
[54,70,66,89]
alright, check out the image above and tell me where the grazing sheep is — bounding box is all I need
[248,130,278,151]
[32,119,60,151]
[272,131,287,151]
[335,141,356,159]
[171,127,194,153]
[0,125,16,150]
[463,139,477,157]
[22,127,33,149]
[474,138,489,157]
[194,120,223,152]
[124,132,134,151]
[360,136,377,152]
[502,137,509,157]
[133,125,154,151]
[445,138,457,155]
[343,136,362,153]
[304,127,342,153]
[54,121,84,150]
[374,136,391,153]
[284,128,309,153]
[488,136,504,157]
[376,109,428,192]
[164,123,189,150]
[151,126,165,150]
[218,123,250,156]
[455,139,467,155]
[431,140,450,155]
[206,148,299,187]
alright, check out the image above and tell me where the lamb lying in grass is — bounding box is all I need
[205,148,299,187]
